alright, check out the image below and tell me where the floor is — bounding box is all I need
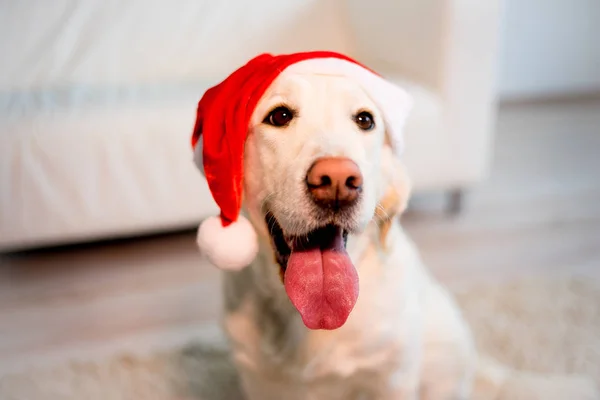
[1,99,599,375]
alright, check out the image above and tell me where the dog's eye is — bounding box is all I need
[354,111,375,131]
[264,106,294,127]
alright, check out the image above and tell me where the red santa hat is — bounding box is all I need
[191,51,412,270]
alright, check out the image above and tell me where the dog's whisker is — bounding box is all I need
[260,192,277,211]
[374,203,391,223]
[266,214,278,237]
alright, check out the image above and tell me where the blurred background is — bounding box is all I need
[0,0,598,396]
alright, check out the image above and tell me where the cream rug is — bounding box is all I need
[1,277,599,399]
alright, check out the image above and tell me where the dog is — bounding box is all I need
[198,58,598,399]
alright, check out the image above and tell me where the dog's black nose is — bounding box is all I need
[306,157,363,210]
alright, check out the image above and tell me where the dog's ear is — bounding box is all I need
[375,144,412,249]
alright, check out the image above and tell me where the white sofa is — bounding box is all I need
[0,0,502,251]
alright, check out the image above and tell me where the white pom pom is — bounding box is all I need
[196,215,258,270]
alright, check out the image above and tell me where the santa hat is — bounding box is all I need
[191,51,412,270]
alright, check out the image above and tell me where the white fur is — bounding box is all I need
[197,215,258,270]
[220,68,599,399]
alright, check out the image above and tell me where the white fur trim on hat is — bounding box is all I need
[196,215,258,270]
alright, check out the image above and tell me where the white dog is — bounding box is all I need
[192,53,598,400]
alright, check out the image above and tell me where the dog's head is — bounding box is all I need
[193,54,412,330]
[244,69,385,237]
[244,62,411,329]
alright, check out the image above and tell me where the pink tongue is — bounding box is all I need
[284,231,359,330]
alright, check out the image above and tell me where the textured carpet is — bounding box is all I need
[1,277,599,399]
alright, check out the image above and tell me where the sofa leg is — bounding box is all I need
[447,189,464,215]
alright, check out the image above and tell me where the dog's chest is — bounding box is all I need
[224,227,425,399]
[301,251,410,377]
[298,315,404,380]
[226,247,412,386]
[227,303,406,400]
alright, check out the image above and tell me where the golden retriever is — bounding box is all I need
[207,61,598,400]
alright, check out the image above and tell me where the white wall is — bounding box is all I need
[498,0,600,100]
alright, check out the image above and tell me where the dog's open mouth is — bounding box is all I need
[266,213,359,330]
